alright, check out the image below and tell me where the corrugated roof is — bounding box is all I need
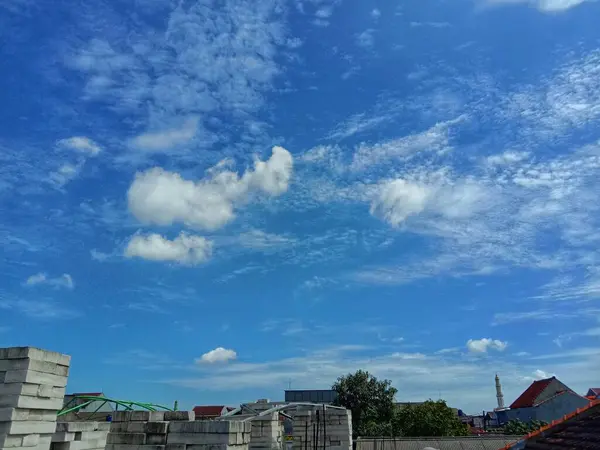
[509,377,554,409]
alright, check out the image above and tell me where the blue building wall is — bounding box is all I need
[504,392,589,423]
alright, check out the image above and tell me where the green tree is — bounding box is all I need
[332,370,398,437]
[393,400,470,437]
[503,419,547,435]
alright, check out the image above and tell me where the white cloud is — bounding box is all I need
[356,29,375,49]
[57,137,101,156]
[466,338,508,353]
[49,163,82,187]
[197,347,238,364]
[485,0,588,12]
[130,117,198,152]
[350,116,464,171]
[236,230,297,250]
[370,176,488,227]
[125,232,212,265]
[25,273,75,290]
[371,8,381,18]
[127,146,293,230]
[486,150,530,166]
[370,179,431,226]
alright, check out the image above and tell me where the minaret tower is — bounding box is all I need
[495,373,505,410]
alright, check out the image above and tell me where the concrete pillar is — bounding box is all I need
[0,347,70,450]
[249,413,283,450]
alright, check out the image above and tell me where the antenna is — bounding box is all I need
[288,379,292,390]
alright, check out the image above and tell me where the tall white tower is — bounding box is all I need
[495,373,505,410]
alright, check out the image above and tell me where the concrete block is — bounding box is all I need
[0,435,24,448]
[170,421,250,434]
[0,383,66,399]
[0,394,64,410]
[79,431,109,440]
[165,444,186,450]
[56,423,99,433]
[164,411,195,421]
[52,432,76,442]
[186,445,248,450]
[0,420,57,434]
[52,440,107,450]
[0,347,71,367]
[0,359,69,377]
[107,433,146,445]
[105,445,165,450]
[3,370,67,388]
[0,407,56,422]
[96,423,111,431]
[147,434,168,445]
[109,423,128,433]
[126,422,169,434]
[167,433,243,445]
[111,411,165,422]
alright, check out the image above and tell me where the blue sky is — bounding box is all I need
[1,0,600,415]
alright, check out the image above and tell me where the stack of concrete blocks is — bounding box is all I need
[51,422,110,450]
[0,347,70,450]
[168,419,251,450]
[291,409,351,450]
[247,413,283,450]
[106,410,187,450]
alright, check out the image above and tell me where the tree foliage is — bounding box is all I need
[394,400,470,437]
[503,419,547,435]
[332,370,397,437]
[332,371,469,438]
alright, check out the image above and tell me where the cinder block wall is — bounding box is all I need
[248,413,283,450]
[291,409,351,450]
[0,347,71,450]
[106,411,251,450]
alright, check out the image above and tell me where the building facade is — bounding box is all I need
[284,389,338,404]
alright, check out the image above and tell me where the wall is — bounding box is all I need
[504,391,590,423]
[284,391,337,404]
[356,436,523,450]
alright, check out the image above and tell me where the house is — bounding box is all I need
[62,392,114,413]
[500,400,600,449]
[192,405,235,419]
[585,387,600,400]
[503,376,590,424]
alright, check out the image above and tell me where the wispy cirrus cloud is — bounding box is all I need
[24,272,75,290]
[484,0,589,13]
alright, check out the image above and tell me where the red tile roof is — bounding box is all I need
[588,388,600,396]
[499,400,600,450]
[192,405,233,417]
[509,377,554,409]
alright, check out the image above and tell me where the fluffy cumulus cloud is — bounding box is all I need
[25,273,75,290]
[57,137,101,156]
[197,347,238,364]
[467,338,508,353]
[127,146,293,230]
[125,232,212,265]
